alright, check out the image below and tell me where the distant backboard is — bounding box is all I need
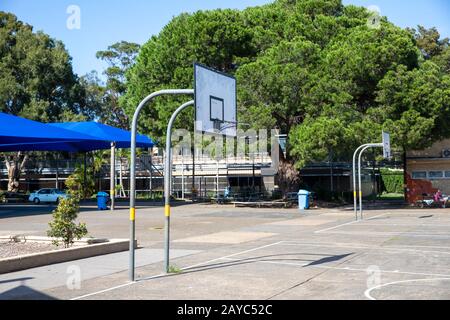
[382,131,391,159]
[194,63,237,136]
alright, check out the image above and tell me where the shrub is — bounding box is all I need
[47,196,88,248]
[47,170,89,248]
[380,169,404,194]
[65,164,95,199]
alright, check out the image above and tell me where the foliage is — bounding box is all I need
[408,26,449,59]
[65,164,95,199]
[95,41,140,129]
[48,162,90,248]
[122,0,450,178]
[0,12,90,121]
[380,169,404,194]
[123,8,258,144]
[47,195,88,248]
[168,265,183,274]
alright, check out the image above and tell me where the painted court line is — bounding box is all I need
[334,222,450,227]
[277,241,450,255]
[71,241,283,300]
[219,256,450,278]
[314,212,390,233]
[364,277,450,300]
[319,230,450,238]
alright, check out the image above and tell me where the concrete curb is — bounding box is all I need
[0,238,137,274]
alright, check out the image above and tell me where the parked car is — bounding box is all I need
[28,188,68,204]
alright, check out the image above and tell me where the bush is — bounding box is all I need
[47,170,89,248]
[65,164,95,199]
[380,169,404,194]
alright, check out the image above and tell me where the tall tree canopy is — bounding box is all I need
[0,12,89,122]
[96,41,140,129]
[121,0,450,188]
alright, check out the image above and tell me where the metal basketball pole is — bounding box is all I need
[129,89,194,282]
[164,100,195,273]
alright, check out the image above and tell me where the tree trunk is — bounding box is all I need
[119,157,126,197]
[278,151,300,195]
[403,149,408,203]
[4,152,28,192]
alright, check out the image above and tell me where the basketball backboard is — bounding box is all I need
[194,63,237,136]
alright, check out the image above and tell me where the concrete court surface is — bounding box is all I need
[1,203,450,300]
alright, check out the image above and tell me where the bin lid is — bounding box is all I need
[97,191,109,196]
[298,189,310,195]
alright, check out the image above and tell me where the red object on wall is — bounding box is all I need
[406,173,438,204]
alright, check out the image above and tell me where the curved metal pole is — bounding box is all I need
[164,100,195,273]
[129,89,194,282]
[358,143,383,220]
[353,144,373,220]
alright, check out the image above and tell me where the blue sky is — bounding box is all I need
[1,0,449,79]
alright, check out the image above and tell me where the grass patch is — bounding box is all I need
[378,192,404,201]
[168,265,183,274]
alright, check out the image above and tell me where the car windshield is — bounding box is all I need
[56,190,66,194]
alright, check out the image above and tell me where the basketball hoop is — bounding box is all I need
[194,63,237,137]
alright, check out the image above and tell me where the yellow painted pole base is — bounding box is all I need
[165,205,170,217]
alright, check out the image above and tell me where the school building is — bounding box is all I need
[406,139,450,203]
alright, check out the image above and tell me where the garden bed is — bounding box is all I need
[0,236,135,274]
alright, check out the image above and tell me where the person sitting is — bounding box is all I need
[433,189,447,208]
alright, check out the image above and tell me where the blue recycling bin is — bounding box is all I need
[298,189,310,210]
[97,191,109,210]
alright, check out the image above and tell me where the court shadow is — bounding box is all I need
[0,285,57,300]
[153,252,355,278]
[0,277,57,300]
[304,253,353,266]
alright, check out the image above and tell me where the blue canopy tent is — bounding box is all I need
[48,122,154,149]
[0,112,105,150]
[0,115,155,207]
[48,122,154,209]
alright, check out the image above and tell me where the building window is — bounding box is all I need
[445,171,450,178]
[412,171,427,179]
[428,171,444,179]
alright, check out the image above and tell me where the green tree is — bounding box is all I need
[47,189,88,248]
[408,25,449,59]
[123,9,257,144]
[0,12,91,191]
[122,0,450,192]
[376,61,450,153]
[0,12,90,121]
[65,163,95,199]
[96,41,140,129]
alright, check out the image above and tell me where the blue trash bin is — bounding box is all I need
[97,191,109,210]
[298,189,310,210]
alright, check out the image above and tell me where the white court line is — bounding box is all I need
[221,257,308,267]
[71,241,282,300]
[314,212,390,233]
[333,222,450,227]
[280,240,450,249]
[219,257,450,278]
[276,241,450,255]
[319,230,450,238]
[364,278,450,300]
